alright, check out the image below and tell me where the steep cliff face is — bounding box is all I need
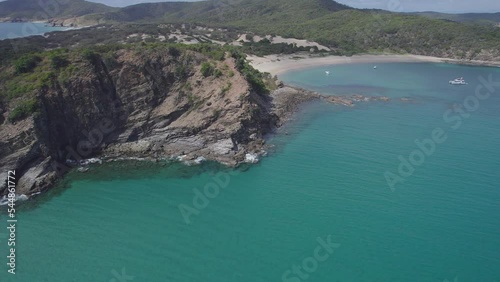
[0,46,277,196]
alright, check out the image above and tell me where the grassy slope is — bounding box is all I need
[0,0,117,19]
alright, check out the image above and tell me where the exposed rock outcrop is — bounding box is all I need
[0,47,392,199]
[0,48,277,196]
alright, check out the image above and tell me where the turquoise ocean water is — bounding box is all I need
[0,22,69,40]
[1,63,500,281]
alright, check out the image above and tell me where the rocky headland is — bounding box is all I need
[0,44,394,200]
[0,47,272,196]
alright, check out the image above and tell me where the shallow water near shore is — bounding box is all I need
[0,22,69,40]
[1,63,500,281]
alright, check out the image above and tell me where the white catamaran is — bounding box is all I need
[449,77,467,85]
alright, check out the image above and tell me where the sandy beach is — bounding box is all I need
[248,53,500,76]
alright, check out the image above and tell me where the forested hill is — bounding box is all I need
[1,0,500,61]
[103,0,350,23]
[414,12,500,25]
[0,0,116,20]
[100,0,500,60]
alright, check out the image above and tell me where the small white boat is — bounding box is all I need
[373,66,377,69]
[325,71,330,75]
[449,77,467,85]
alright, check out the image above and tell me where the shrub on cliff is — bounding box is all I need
[14,54,41,74]
[8,99,38,123]
[50,54,70,69]
[168,46,181,57]
[201,62,215,77]
[81,49,100,64]
[231,51,269,94]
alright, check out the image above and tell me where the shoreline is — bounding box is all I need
[248,53,500,76]
[3,51,498,200]
[0,22,80,41]
[1,84,384,204]
[0,20,91,29]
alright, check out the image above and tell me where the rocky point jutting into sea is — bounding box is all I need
[0,46,271,197]
[0,42,379,199]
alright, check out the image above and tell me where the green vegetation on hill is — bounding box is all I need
[8,98,38,122]
[0,43,270,122]
[414,12,500,26]
[0,0,116,20]
[13,54,42,74]
[261,9,500,57]
[99,0,500,59]
[1,0,499,61]
[0,23,326,67]
[104,0,349,23]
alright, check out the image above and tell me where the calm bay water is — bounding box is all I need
[0,22,69,40]
[1,63,500,281]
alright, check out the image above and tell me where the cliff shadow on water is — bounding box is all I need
[3,158,254,213]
